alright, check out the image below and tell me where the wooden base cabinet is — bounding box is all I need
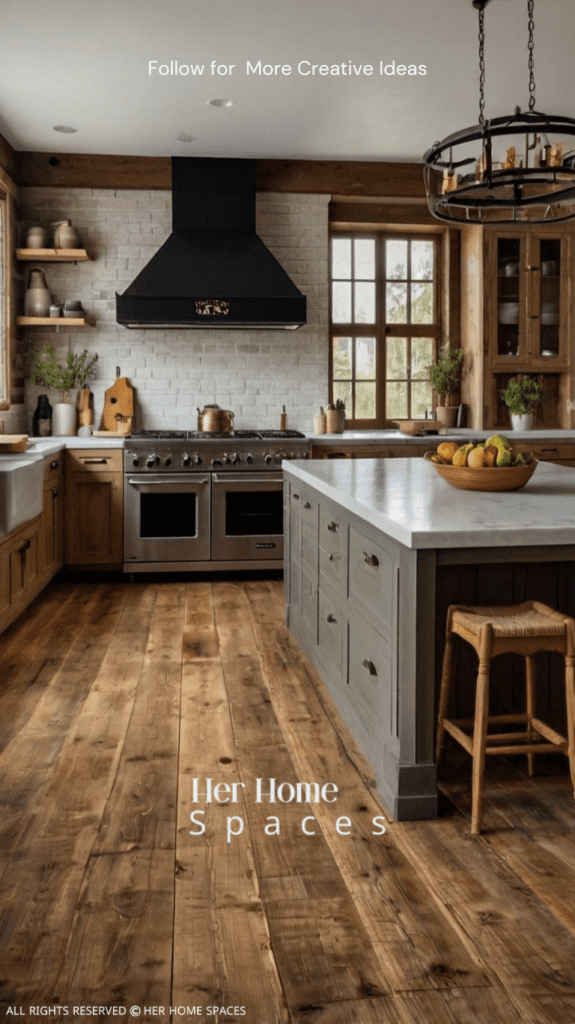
[65,450,123,567]
[41,454,64,578]
[0,516,42,635]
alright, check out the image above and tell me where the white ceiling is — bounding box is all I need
[1,0,573,162]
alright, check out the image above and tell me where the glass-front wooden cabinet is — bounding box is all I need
[490,230,568,370]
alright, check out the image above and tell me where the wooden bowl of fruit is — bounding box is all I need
[424,436,538,492]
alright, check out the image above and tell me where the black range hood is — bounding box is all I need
[116,157,306,330]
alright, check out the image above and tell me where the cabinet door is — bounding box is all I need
[529,233,567,367]
[491,232,528,364]
[65,471,123,564]
[8,522,40,606]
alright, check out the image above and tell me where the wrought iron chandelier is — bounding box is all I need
[423,0,575,224]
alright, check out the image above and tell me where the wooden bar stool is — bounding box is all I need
[436,600,575,834]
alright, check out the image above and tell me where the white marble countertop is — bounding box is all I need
[24,436,124,456]
[283,457,575,550]
[305,429,575,446]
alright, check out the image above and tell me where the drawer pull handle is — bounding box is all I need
[326,613,337,623]
[541,448,558,454]
[82,458,108,464]
[363,551,379,568]
[52,487,59,498]
[19,538,32,553]
[50,460,59,470]
[293,492,300,500]
[327,521,338,532]
[304,501,311,509]
[362,658,377,676]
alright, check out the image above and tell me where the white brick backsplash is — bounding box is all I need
[19,187,329,433]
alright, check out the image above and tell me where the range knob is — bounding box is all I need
[211,457,224,468]
[181,453,191,467]
[264,452,273,464]
[194,454,204,466]
[132,456,140,468]
[276,450,287,462]
[164,456,172,467]
[245,453,254,464]
[229,453,241,465]
[146,454,160,468]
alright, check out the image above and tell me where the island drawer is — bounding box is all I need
[318,585,346,678]
[319,506,347,588]
[290,484,318,522]
[348,615,394,747]
[67,449,123,473]
[349,527,393,641]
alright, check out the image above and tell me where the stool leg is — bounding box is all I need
[437,617,455,764]
[565,652,575,799]
[525,655,537,778]
[471,624,493,835]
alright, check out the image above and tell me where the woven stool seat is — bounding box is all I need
[437,600,575,834]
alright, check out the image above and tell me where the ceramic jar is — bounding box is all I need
[510,413,533,431]
[24,268,52,317]
[52,403,77,436]
[24,225,48,249]
[53,219,81,249]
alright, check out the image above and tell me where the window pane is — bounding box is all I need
[354,281,375,323]
[355,381,376,419]
[386,337,408,378]
[386,282,407,323]
[411,282,434,324]
[332,237,351,279]
[354,238,375,279]
[386,239,408,280]
[411,240,434,280]
[386,381,408,419]
[356,337,376,379]
[332,337,352,378]
[411,381,433,418]
[333,380,352,410]
[411,337,434,379]
[332,281,351,322]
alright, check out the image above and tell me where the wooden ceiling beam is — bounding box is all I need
[14,151,426,198]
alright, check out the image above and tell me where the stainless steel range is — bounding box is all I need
[123,429,310,571]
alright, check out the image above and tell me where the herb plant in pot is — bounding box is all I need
[31,345,98,436]
[502,375,542,431]
[426,347,464,427]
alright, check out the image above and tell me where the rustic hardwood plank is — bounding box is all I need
[212,582,393,1007]
[0,584,156,1005]
[174,584,288,1021]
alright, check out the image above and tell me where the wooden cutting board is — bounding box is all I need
[102,376,134,433]
[0,434,29,452]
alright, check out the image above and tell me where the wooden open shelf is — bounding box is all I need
[17,316,91,328]
[16,248,90,262]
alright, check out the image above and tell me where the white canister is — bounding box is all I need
[52,402,77,436]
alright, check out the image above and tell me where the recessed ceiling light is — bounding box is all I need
[206,98,234,108]
[174,132,196,143]
[53,125,78,133]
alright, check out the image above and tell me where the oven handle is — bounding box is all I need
[127,475,210,486]
[212,473,283,484]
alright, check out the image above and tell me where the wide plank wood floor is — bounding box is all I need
[1,576,575,1023]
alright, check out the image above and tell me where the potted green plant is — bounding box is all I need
[325,398,346,434]
[426,347,464,426]
[31,344,98,436]
[502,375,542,431]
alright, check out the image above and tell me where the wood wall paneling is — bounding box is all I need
[15,152,427,196]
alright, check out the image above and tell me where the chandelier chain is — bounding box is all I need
[527,0,536,111]
[478,5,485,126]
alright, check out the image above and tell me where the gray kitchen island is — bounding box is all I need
[283,457,575,820]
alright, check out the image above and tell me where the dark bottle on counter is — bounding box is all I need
[33,394,52,436]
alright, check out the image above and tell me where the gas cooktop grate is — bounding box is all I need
[128,429,306,441]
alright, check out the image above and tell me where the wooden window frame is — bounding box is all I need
[329,229,442,429]
[0,190,9,411]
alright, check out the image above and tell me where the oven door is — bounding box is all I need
[211,472,284,561]
[124,473,210,564]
